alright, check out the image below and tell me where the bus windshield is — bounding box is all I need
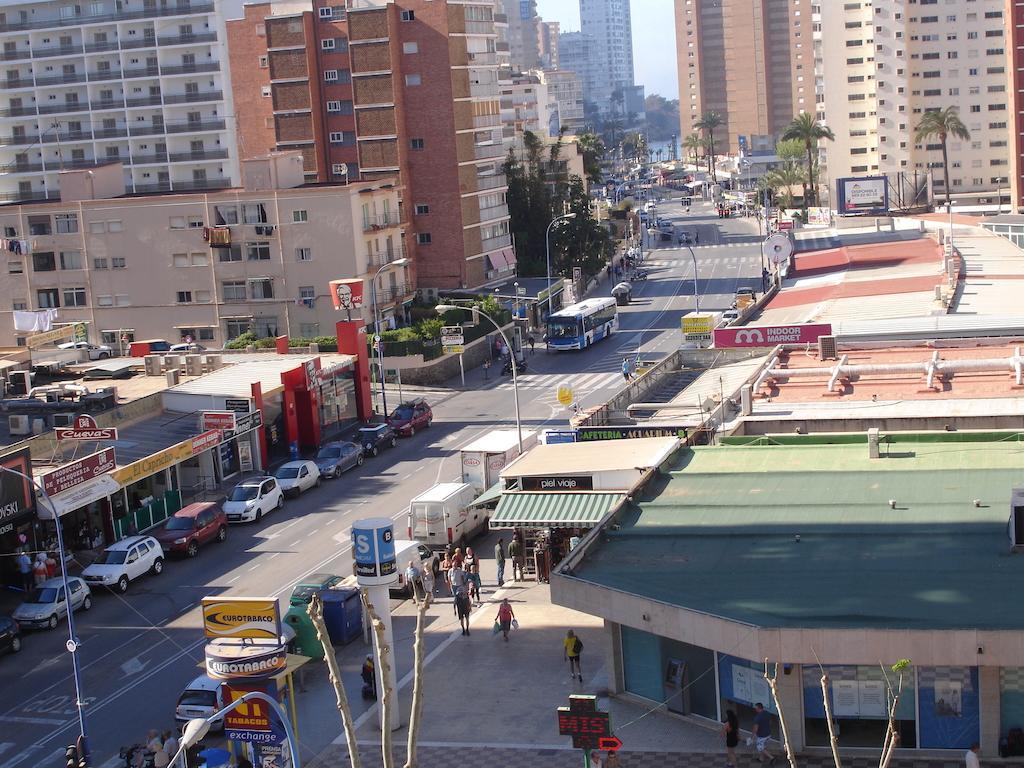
[547,316,581,339]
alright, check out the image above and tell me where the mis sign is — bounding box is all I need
[714,323,832,348]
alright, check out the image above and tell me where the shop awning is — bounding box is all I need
[490,492,624,529]
[468,481,504,509]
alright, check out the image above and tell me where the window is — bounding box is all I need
[329,131,355,145]
[242,203,268,224]
[261,85,272,97]
[296,247,312,261]
[324,69,339,82]
[293,210,308,223]
[107,220,123,233]
[318,6,332,18]
[59,251,81,270]
[12,301,26,311]
[405,74,421,86]
[97,295,113,307]
[214,205,238,225]
[196,327,214,340]
[111,257,126,269]
[27,215,51,236]
[33,252,56,272]
[259,55,268,68]
[93,258,108,270]
[250,278,274,299]
[8,261,23,274]
[246,241,271,261]
[414,203,429,215]
[176,291,193,304]
[299,285,315,301]
[191,252,208,267]
[410,138,425,150]
[115,294,130,307]
[403,42,418,54]
[60,287,86,307]
[225,319,250,339]
[222,281,246,301]
[173,253,189,268]
[321,38,335,50]
[417,233,431,245]
[327,100,341,112]
[401,9,414,20]
[169,216,186,229]
[36,289,60,308]
[55,213,78,234]
[219,244,242,262]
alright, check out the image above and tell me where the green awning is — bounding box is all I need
[490,492,624,529]
[468,481,504,508]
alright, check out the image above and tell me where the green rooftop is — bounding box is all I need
[574,438,1024,630]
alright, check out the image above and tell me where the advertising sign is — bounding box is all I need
[836,176,889,215]
[329,278,365,311]
[222,683,283,745]
[557,695,613,751]
[25,324,77,349]
[42,447,116,497]
[0,448,34,535]
[352,518,398,585]
[205,642,287,681]
[112,439,195,487]
[201,411,237,432]
[45,474,121,519]
[681,312,714,344]
[714,323,832,348]
[55,414,119,442]
[521,475,594,491]
[577,426,688,442]
[225,398,252,413]
[441,325,465,355]
[202,597,282,640]
[190,429,222,456]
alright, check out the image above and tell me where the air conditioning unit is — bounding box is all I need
[818,335,837,360]
[52,413,76,428]
[184,355,203,376]
[166,368,180,386]
[8,414,30,436]
[8,370,31,396]
[144,355,163,376]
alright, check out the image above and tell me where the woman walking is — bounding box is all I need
[495,598,515,641]
[722,708,739,768]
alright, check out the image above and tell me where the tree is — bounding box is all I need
[781,112,835,209]
[914,106,970,206]
[694,111,723,182]
[575,131,605,185]
[643,94,680,141]
[766,162,805,210]
[775,138,804,164]
[683,133,703,169]
[308,595,362,768]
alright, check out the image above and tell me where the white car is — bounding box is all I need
[721,309,740,325]
[58,341,113,360]
[12,576,91,630]
[223,476,285,523]
[169,343,207,353]
[274,460,321,497]
[81,536,165,593]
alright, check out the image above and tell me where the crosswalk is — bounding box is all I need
[492,369,626,401]
[648,255,762,268]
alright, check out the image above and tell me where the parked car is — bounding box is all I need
[223,476,284,523]
[315,441,364,478]
[612,281,633,306]
[274,460,321,497]
[358,423,398,457]
[388,398,433,437]
[175,674,227,732]
[721,309,740,326]
[290,573,345,607]
[82,536,164,593]
[0,615,21,654]
[12,577,91,629]
[151,502,228,557]
[735,287,757,303]
[58,341,113,360]
[169,342,207,353]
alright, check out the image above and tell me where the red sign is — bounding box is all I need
[599,736,623,752]
[222,683,273,733]
[190,429,222,456]
[42,448,116,497]
[55,415,119,441]
[714,323,832,348]
[329,278,365,311]
[201,411,236,432]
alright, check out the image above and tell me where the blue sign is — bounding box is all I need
[226,729,281,745]
[352,518,397,585]
[543,430,577,445]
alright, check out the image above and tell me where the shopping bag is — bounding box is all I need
[492,621,501,635]
[511,619,519,630]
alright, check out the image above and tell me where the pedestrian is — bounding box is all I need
[449,562,467,609]
[463,546,477,573]
[152,739,170,768]
[564,629,583,682]
[455,582,472,635]
[361,654,377,699]
[483,357,491,380]
[606,265,612,280]
[527,334,536,354]
[722,709,739,768]
[605,751,621,768]
[494,538,506,587]
[162,730,178,761]
[694,231,699,244]
[451,547,464,569]
[468,563,481,601]
[621,358,633,382]
[15,548,32,592]
[508,534,525,581]
[495,597,515,641]
[44,551,57,579]
[422,561,435,597]
[32,553,48,587]
[405,559,423,605]
[752,702,777,765]
[966,743,981,768]
[439,555,451,594]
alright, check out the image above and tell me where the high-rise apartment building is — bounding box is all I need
[1010,2,1024,212]
[539,68,584,134]
[578,0,634,117]
[537,19,559,70]
[227,0,512,289]
[674,0,807,154]
[499,0,539,72]
[0,0,240,204]
[818,1,1009,207]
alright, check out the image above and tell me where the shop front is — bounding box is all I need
[0,448,37,588]
[315,360,357,440]
[39,447,119,553]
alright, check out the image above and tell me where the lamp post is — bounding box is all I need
[369,256,411,420]
[0,466,89,763]
[436,304,523,454]
[544,213,577,324]
[171,692,302,768]
[683,245,701,315]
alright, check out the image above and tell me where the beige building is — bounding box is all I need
[501,71,554,148]
[499,0,539,72]
[538,69,584,134]
[817,0,1010,207]
[674,0,808,154]
[0,152,409,348]
[537,19,559,70]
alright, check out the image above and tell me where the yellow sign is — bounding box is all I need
[111,439,194,487]
[26,324,77,348]
[681,314,713,335]
[556,383,575,406]
[202,597,282,640]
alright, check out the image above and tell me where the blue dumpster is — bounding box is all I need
[322,587,362,645]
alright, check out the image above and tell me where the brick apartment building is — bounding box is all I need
[226,0,514,290]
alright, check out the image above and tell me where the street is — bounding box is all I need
[0,194,762,768]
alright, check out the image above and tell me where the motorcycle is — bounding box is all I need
[629,270,648,282]
[502,356,528,376]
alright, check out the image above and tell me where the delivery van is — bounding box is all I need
[391,539,440,595]
[407,482,482,550]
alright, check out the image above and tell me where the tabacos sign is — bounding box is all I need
[714,323,832,348]
[521,475,594,491]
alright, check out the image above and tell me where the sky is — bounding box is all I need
[533,0,679,101]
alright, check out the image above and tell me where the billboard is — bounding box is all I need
[0,448,34,536]
[836,176,889,215]
[202,597,282,640]
[42,447,116,498]
[329,278,365,311]
[714,323,832,348]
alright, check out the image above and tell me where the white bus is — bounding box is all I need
[546,297,619,351]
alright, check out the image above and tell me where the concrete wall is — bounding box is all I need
[390,321,515,386]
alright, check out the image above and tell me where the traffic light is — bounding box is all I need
[64,745,78,768]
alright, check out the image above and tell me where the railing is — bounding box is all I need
[130,153,169,165]
[464,20,495,35]
[159,62,220,76]
[156,31,217,46]
[32,45,86,60]
[121,66,161,80]
[165,119,225,133]
[125,95,164,107]
[170,177,231,191]
[168,149,228,161]
[478,203,508,223]
[480,232,512,251]
[0,3,216,33]
[128,124,168,136]
[3,163,43,173]
[133,181,172,193]
[93,127,129,139]
[473,142,505,160]
[0,49,32,62]
[375,283,412,304]
[82,40,122,53]
[0,190,60,203]
[162,90,222,104]
[475,173,508,191]
[361,213,399,231]
[466,51,497,66]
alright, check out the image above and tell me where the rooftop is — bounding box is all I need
[570,439,1024,631]
[166,353,355,399]
[501,437,679,478]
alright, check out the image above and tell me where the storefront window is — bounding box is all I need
[619,626,718,720]
[318,370,357,437]
[219,439,239,479]
[1000,668,1024,744]
[718,654,778,736]
[918,666,979,750]
[803,664,916,748]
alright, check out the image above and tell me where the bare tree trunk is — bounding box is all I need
[402,594,431,768]
[362,590,395,768]
[764,659,798,768]
[819,672,842,768]
[878,672,904,768]
[307,594,362,768]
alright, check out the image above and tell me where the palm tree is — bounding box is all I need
[767,163,806,210]
[694,111,723,182]
[683,133,703,169]
[914,106,971,206]
[781,112,835,208]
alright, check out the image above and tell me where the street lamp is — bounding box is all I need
[170,692,302,768]
[0,466,89,763]
[435,304,523,453]
[544,213,577,324]
[370,256,411,420]
[682,244,701,315]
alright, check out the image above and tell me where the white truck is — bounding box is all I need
[460,429,537,495]
[407,482,482,551]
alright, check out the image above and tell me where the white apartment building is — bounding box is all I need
[501,70,554,148]
[818,0,1010,207]
[578,0,634,118]
[0,154,408,347]
[0,0,240,205]
[539,68,584,133]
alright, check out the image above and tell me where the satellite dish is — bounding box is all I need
[764,233,794,266]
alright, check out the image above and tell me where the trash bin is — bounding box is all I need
[284,605,325,660]
[322,587,362,645]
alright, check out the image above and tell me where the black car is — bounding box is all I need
[358,423,398,457]
[0,615,21,655]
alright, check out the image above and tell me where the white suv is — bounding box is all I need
[82,536,165,593]
[223,476,284,523]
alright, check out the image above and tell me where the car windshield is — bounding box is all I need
[28,587,58,604]
[547,316,581,339]
[359,428,379,438]
[95,549,128,565]
[317,447,341,459]
[290,586,318,604]
[178,690,216,707]
[165,517,195,531]
[276,467,300,479]
[391,406,414,421]
[228,485,259,502]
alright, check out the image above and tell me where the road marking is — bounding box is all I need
[119,655,148,677]
[0,745,12,758]
[289,539,303,548]
[269,552,281,560]
[247,564,260,572]
[178,602,194,613]
[0,716,67,726]
[414,465,425,473]
[226,574,240,584]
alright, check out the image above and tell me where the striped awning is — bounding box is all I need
[490,492,624,529]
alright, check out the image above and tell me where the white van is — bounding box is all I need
[407,482,482,550]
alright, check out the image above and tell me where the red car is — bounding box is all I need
[153,502,228,557]
[388,398,433,437]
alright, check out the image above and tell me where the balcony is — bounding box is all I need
[2,163,44,173]
[168,149,228,161]
[0,3,216,33]
[133,181,172,193]
[165,119,225,133]
[93,127,129,139]
[0,49,31,62]
[361,213,399,232]
[473,142,504,160]
[156,31,217,46]
[478,203,508,223]
[159,62,220,76]
[128,124,169,136]
[130,153,169,164]
[125,95,164,107]
[171,177,231,191]
[466,51,497,66]
[464,20,495,35]
[162,90,222,104]
[82,39,122,53]
[480,232,512,251]
[121,66,161,80]
[0,190,60,203]
[32,45,86,60]
[475,173,508,191]
[375,282,412,304]
[31,72,90,86]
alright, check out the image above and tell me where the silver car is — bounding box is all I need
[12,577,91,630]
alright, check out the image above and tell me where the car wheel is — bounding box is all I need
[372,446,379,457]
[408,426,415,437]
[151,557,164,575]
[10,636,20,653]
[98,352,110,359]
[116,575,129,594]
[315,477,322,488]
[47,614,58,630]
[82,595,92,611]
[276,495,284,510]
[356,454,364,467]
[255,509,263,522]
[390,437,397,448]
[217,526,227,543]
[186,541,199,558]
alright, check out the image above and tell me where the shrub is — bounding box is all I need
[225,332,257,349]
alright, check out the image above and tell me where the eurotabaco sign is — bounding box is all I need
[714,323,832,348]
[55,414,118,442]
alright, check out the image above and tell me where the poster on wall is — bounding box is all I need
[859,680,887,718]
[749,675,772,709]
[935,680,962,717]
[832,680,860,717]
[732,665,752,704]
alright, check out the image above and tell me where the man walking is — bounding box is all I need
[965,743,981,768]
[508,535,525,581]
[564,629,583,682]
[449,562,467,614]
[752,702,777,765]
[405,560,423,605]
[494,538,506,587]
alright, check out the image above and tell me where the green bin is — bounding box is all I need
[284,606,325,660]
